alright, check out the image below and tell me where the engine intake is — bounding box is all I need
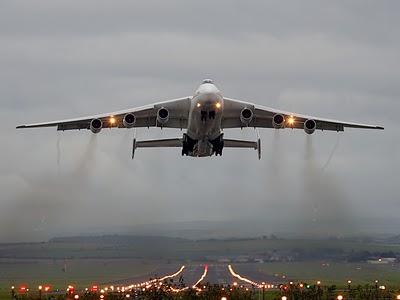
[240,108,253,125]
[123,113,136,128]
[304,119,317,134]
[90,118,102,133]
[157,107,169,125]
[272,114,285,129]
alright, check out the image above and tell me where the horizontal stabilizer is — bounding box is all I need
[132,138,182,159]
[223,139,258,149]
[135,138,182,148]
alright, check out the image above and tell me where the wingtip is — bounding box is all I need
[376,126,384,130]
[16,125,25,129]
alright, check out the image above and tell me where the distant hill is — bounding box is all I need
[1,234,400,262]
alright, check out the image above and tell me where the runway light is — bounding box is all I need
[216,102,221,109]
[19,286,27,293]
[337,295,343,300]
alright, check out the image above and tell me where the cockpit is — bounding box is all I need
[202,79,214,84]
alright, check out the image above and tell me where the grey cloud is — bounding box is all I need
[0,1,399,242]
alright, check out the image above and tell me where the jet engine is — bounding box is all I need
[90,118,102,133]
[157,107,169,125]
[272,113,285,129]
[240,108,253,126]
[123,113,136,128]
[304,119,317,134]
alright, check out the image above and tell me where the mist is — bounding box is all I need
[0,1,399,242]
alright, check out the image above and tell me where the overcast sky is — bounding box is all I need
[1,1,399,242]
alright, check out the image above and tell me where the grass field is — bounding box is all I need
[0,258,162,291]
[257,261,400,286]
[2,237,400,260]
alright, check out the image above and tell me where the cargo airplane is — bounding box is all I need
[17,79,384,159]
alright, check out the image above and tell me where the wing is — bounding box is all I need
[222,97,384,132]
[16,97,192,131]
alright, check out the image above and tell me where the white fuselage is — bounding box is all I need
[186,82,224,157]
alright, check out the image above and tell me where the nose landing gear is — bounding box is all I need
[200,110,216,121]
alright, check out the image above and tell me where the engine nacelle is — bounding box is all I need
[90,118,102,133]
[304,119,317,134]
[123,113,136,128]
[272,113,285,129]
[157,107,169,125]
[240,108,253,126]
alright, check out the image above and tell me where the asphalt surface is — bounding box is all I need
[107,263,283,288]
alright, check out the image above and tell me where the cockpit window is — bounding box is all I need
[202,79,214,84]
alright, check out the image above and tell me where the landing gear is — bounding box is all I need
[201,110,207,122]
[208,110,215,119]
[200,110,216,121]
[181,133,196,156]
[210,134,224,156]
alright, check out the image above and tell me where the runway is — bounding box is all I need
[107,263,284,289]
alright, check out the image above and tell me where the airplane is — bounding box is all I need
[17,79,384,159]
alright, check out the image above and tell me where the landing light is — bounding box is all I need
[287,116,295,125]
[109,116,116,124]
[197,103,201,108]
[216,102,221,109]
